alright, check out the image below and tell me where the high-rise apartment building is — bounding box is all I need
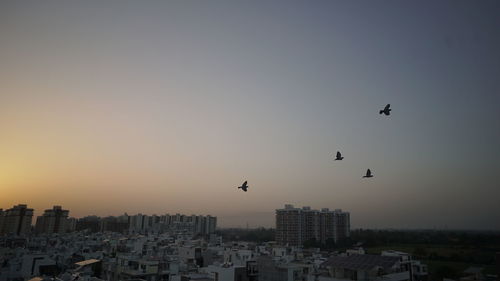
[128,213,148,233]
[301,207,319,243]
[0,204,34,236]
[100,215,129,233]
[128,213,217,234]
[75,216,101,232]
[207,215,217,234]
[66,217,77,232]
[319,208,350,243]
[0,209,4,235]
[276,204,302,246]
[0,209,4,234]
[35,205,70,234]
[276,204,350,246]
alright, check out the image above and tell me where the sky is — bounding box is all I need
[1,1,499,229]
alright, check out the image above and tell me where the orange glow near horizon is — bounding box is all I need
[1,0,499,229]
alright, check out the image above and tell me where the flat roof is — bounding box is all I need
[464,267,484,274]
[75,259,100,266]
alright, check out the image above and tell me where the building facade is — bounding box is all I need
[35,205,70,234]
[0,204,34,236]
[0,209,4,235]
[276,204,350,246]
[128,213,217,235]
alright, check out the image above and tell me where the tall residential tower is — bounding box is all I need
[35,205,70,234]
[276,204,350,246]
[0,204,34,236]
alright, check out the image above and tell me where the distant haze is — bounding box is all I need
[1,1,499,229]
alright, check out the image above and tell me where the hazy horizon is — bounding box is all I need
[5,205,500,231]
[1,1,499,230]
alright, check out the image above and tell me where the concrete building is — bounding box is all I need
[128,213,217,235]
[75,216,101,233]
[115,254,164,281]
[0,204,34,236]
[302,207,320,244]
[207,215,217,235]
[35,206,70,234]
[224,249,255,267]
[179,273,213,281]
[21,254,58,278]
[100,215,129,233]
[257,256,312,281]
[179,246,203,266]
[0,209,4,235]
[321,208,350,244]
[276,205,303,246]
[319,254,410,281]
[129,213,147,233]
[382,250,428,281]
[276,205,350,246]
[204,264,252,281]
[74,259,103,279]
[66,217,77,232]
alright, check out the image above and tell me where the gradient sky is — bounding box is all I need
[1,1,499,229]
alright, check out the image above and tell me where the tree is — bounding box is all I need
[325,238,336,250]
[434,265,458,280]
[413,246,427,258]
[303,238,321,248]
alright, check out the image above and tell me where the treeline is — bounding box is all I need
[217,228,500,246]
[350,229,500,248]
[351,229,500,267]
[302,237,354,250]
[216,227,275,243]
[217,228,500,249]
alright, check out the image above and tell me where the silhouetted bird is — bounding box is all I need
[363,169,373,178]
[238,181,249,192]
[335,151,344,161]
[379,104,391,116]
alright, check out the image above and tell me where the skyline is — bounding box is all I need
[5,202,500,231]
[1,1,499,229]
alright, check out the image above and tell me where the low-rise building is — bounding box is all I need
[319,254,410,281]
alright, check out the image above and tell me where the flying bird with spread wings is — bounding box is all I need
[363,169,373,178]
[238,181,249,192]
[335,151,344,161]
[379,104,391,116]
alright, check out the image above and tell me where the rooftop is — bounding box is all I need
[75,259,100,266]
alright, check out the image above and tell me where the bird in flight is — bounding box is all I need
[379,104,391,116]
[238,181,249,192]
[363,169,373,178]
[335,151,344,161]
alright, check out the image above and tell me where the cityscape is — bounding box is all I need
[0,204,217,236]
[1,1,500,281]
[1,203,499,281]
